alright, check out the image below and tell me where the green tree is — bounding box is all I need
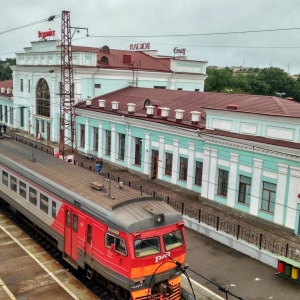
[204,67,233,92]
[0,58,16,81]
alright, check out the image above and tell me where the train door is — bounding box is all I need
[64,208,78,261]
[150,150,159,179]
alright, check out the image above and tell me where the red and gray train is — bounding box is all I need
[0,139,186,300]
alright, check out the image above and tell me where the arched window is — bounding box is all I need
[36,78,50,117]
[101,56,109,64]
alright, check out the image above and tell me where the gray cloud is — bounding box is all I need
[1,0,300,74]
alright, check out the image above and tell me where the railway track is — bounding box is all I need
[0,201,116,300]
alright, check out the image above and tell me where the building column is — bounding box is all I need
[97,123,103,158]
[111,125,116,163]
[201,147,211,198]
[144,133,150,175]
[285,166,300,230]
[172,139,179,184]
[187,142,195,190]
[274,164,288,225]
[249,158,262,216]
[227,153,239,207]
[126,128,132,168]
[208,149,218,200]
[157,136,165,179]
[84,119,89,154]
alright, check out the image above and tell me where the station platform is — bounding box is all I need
[0,213,98,300]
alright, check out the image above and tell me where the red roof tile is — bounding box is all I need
[0,80,13,89]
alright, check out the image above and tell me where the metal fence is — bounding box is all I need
[15,136,300,263]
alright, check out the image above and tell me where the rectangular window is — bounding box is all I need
[66,210,71,228]
[134,237,160,258]
[195,89,199,92]
[73,215,78,232]
[164,230,184,251]
[41,120,44,133]
[4,106,7,123]
[10,108,13,125]
[19,181,27,199]
[52,201,56,218]
[40,194,48,214]
[179,157,188,181]
[105,130,111,156]
[261,182,276,213]
[80,124,85,147]
[134,137,142,165]
[29,187,37,206]
[105,233,127,256]
[93,127,98,151]
[194,161,203,186]
[238,175,251,205]
[28,80,31,93]
[2,171,8,186]
[177,88,183,90]
[154,86,166,89]
[10,175,17,192]
[0,105,2,121]
[95,84,101,88]
[20,107,24,128]
[217,169,229,197]
[165,153,173,176]
[87,224,92,244]
[118,133,125,160]
[20,79,23,92]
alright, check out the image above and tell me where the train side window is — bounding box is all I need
[40,193,49,214]
[2,171,8,187]
[10,175,17,192]
[73,215,78,233]
[87,224,92,244]
[52,202,56,218]
[29,187,37,206]
[115,237,127,255]
[105,233,115,248]
[19,181,27,199]
[66,210,71,228]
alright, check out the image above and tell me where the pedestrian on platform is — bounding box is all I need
[95,158,103,174]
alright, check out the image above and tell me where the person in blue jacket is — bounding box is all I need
[95,158,103,174]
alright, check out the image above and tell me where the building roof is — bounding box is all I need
[82,86,300,120]
[0,80,13,97]
[0,80,13,89]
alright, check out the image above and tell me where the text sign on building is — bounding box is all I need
[38,30,55,39]
[173,47,186,56]
[130,43,150,51]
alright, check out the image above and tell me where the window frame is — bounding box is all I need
[105,233,127,256]
[217,169,229,197]
[179,157,188,181]
[40,193,49,214]
[165,152,173,176]
[194,161,203,186]
[238,175,251,205]
[261,181,276,213]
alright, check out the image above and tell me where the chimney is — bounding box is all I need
[98,99,106,109]
[127,103,136,114]
[1,87,5,93]
[175,109,185,122]
[160,107,170,119]
[111,101,119,111]
[6,88,11,94]
[146,105,154,117]
[123,54,132,64]
[190,111,201,125]
[86,98,92,107]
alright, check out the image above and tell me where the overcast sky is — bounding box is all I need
[1,0,300,74]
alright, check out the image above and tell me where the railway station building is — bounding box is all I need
[3,38,300,235]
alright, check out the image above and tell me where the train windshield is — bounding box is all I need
[163,229,184,251]
[134,237,160,258]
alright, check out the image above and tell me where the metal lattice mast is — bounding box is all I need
[59,10,76,159]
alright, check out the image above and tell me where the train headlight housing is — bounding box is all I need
[155,214,165,225]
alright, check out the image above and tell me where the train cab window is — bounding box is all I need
[163,230,184,251]
[52,202,56,218]
[2,171,8,187]
[73,215,78,233]
[29,187,37,206]
[19,181,27,199]
[10,176,17,192]
[40,193,48,214]
[134,237,160,258]
[87,224,92,244]
[66,210,71,228]
[105,233,127,256]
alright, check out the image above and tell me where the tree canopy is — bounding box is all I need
[204,67,300,101]
[0,58,16,81]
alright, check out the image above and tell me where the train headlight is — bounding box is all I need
[155,214,164,225]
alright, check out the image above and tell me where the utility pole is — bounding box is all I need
[59,10,76,161]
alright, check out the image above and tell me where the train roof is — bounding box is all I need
[0,139,183,232]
